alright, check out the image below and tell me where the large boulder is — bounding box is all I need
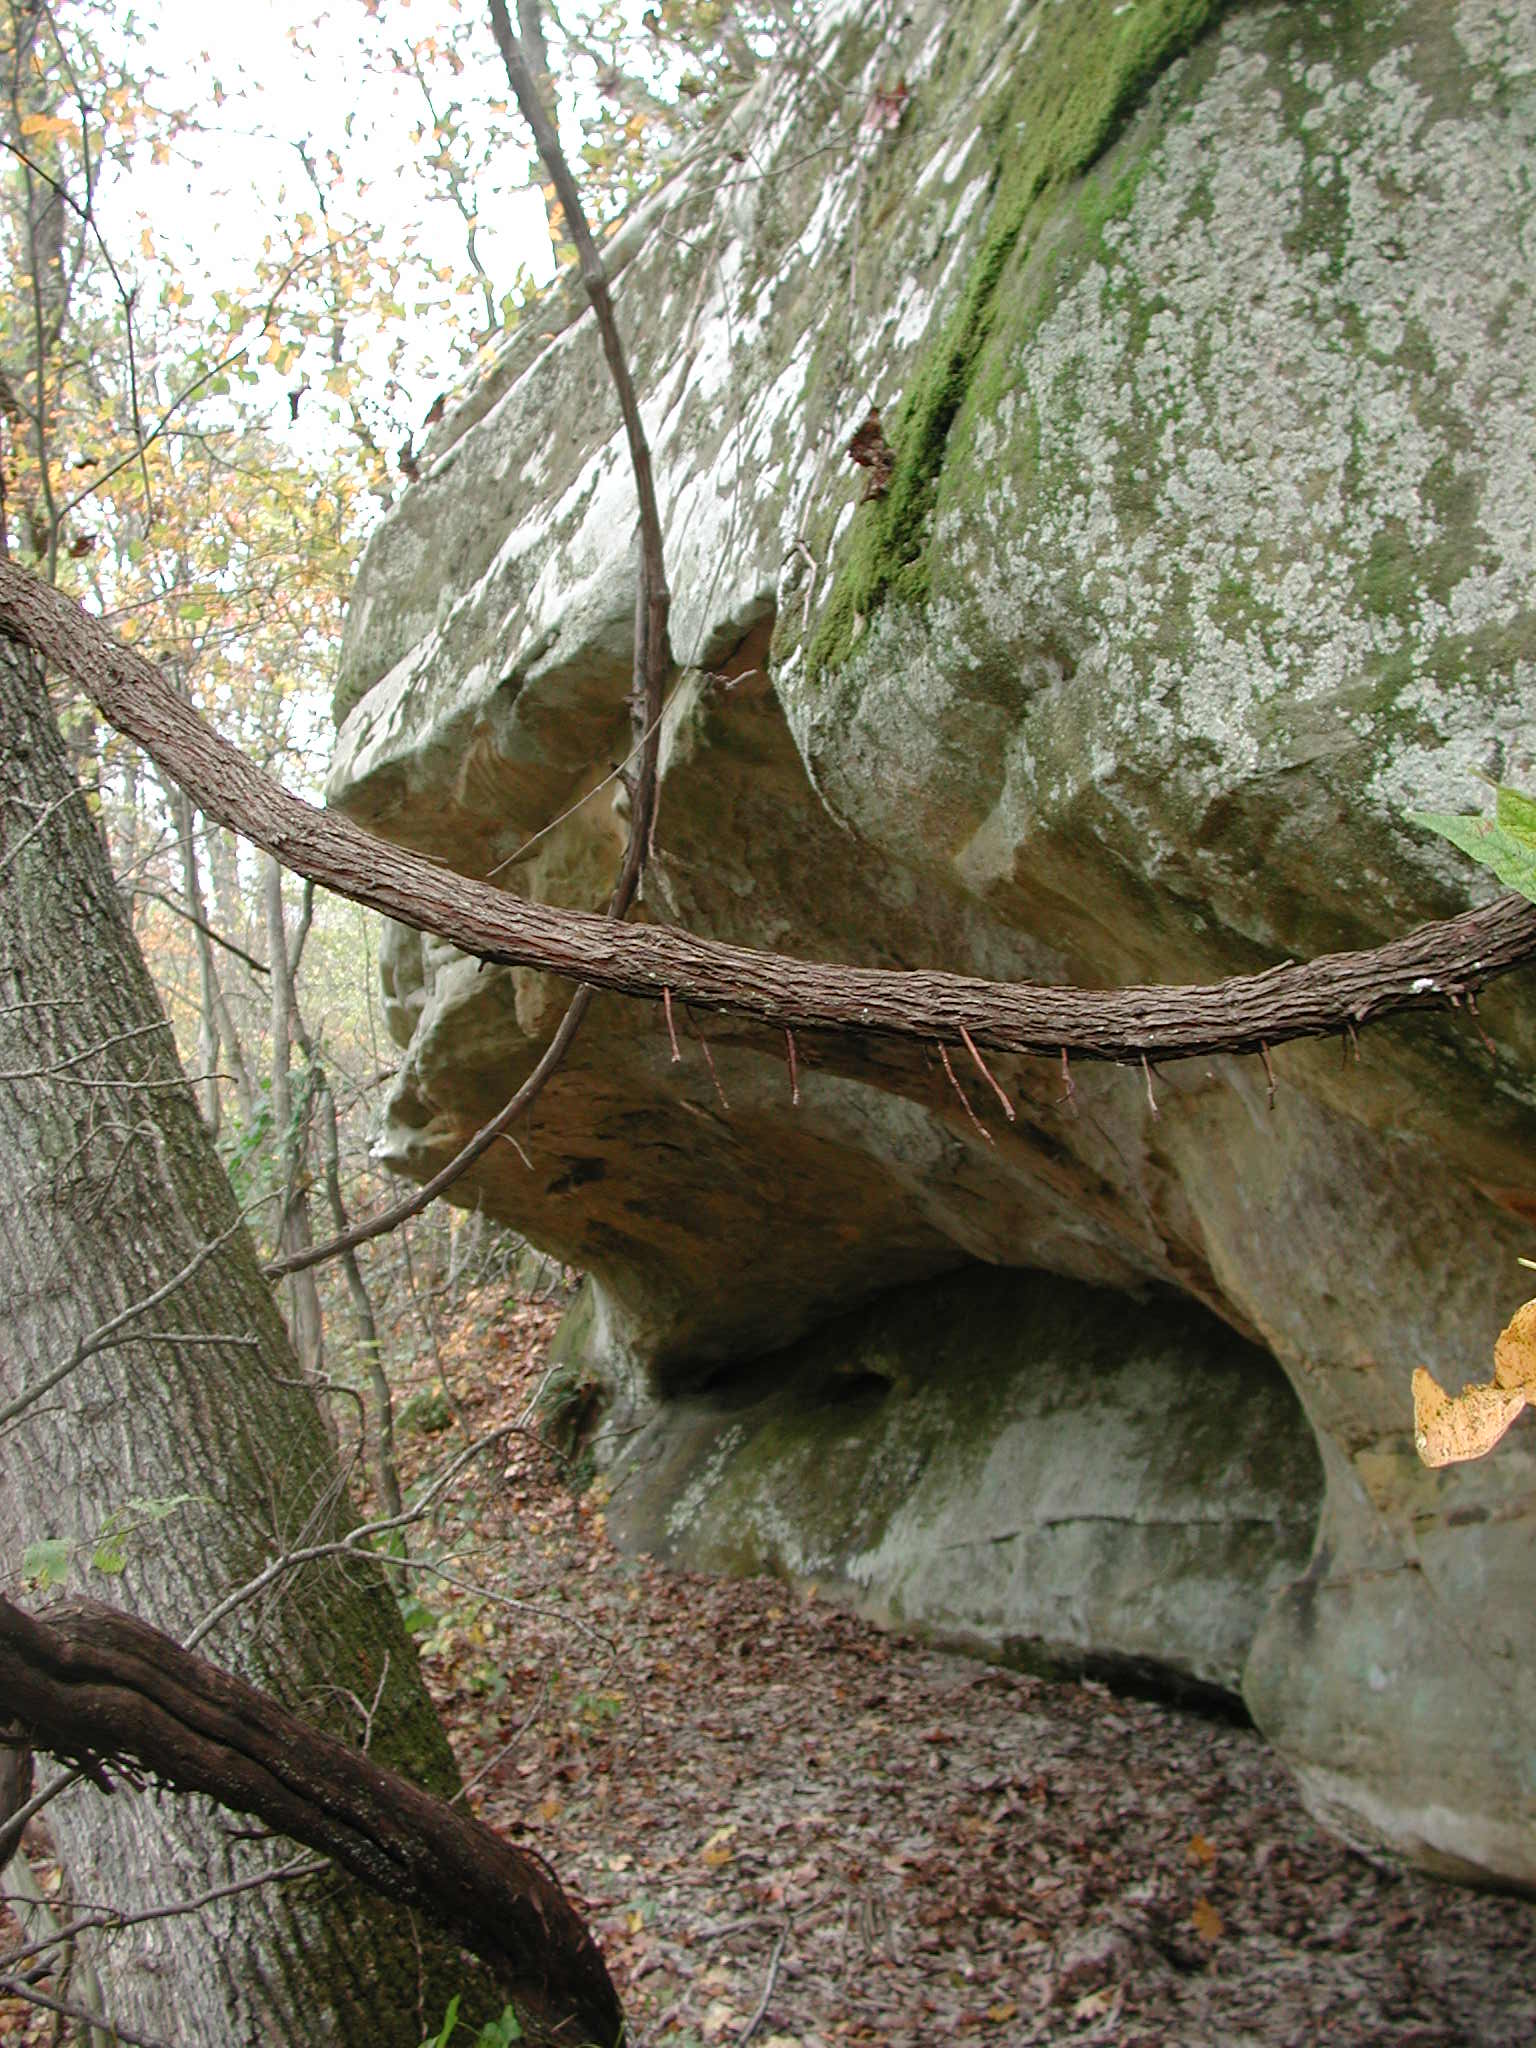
[331,0,1536,1887]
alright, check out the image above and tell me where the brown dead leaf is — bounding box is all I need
[846,407,895,499]
[1412,1366,1527,1468]
[1191,1896,1224,1945]
[1186,1833,1217,1867]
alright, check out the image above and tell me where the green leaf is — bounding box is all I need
[23,1538,72,1589]
[1494,781,1536,847]
[126,1491,207,1521]
[1411,807,1536,905]
[421,1994,460,2048]
[476,2011,523,2046]
[91,1539,128,1575]
[397,1591,436,1635]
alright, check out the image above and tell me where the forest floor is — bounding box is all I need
[410,1289,1536,2048]
[5,1284,1536,2047]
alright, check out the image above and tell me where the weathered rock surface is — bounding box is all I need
[331,0,1536,1887]
[604,1264,1323,1700]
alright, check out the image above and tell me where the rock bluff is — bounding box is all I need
[332,0,1536,1888]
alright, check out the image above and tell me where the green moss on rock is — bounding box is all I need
[807,0,1230,681]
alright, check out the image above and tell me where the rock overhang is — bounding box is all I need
[330,0,1536,1889]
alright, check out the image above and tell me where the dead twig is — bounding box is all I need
[689,1011,730,1112]
[960,1022,1015,1122]
[736,1923,789,2046]
[663,986,682,1063]
[938,1042,993,1145]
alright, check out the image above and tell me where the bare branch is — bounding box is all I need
[132,885,270,977]
[0,1222,244,1431]
[264,985,592,1278]
[0,1972,174,2048]
[2,1853,324,1976]
[182,1419,533,1651]
[487,0,673,885]
[2,556,1534,1071]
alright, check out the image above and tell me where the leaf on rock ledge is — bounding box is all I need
[1412,1295,1536,1466]
[1413,1370,1526,1469]
[1492,1297,1536,1395]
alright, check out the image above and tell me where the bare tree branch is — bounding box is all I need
[264,985,592,1278]
[132,885,270,977]
[0,1222,244,1431]
[3,560,1533,1073]
[488,0,672,888]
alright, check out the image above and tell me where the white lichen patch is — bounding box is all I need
[790,0,1536,943]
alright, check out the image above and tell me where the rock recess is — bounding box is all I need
[331,0,1536,1887]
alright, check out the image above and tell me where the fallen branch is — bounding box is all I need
[2,560,1533,1064]
[0,1594,625,2048]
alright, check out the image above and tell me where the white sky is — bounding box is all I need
[97,0,557,449]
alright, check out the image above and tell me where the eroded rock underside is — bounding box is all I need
[330,0,1536,1888]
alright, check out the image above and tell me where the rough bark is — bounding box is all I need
[0,560,1532,1068]
[300,1030,404,1526]
[262,854,326,1399]
[0,1596,625,2048]
[164,773,223,1134]
[0,635,571,2044]
[0,1722,31,1875]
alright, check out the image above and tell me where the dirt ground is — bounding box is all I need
[4,1287,1534,2047]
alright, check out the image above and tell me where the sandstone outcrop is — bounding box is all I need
[332,0,1536,1887]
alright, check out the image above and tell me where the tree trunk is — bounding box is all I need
[165,773,223,1134]
[0,635,507,2045]
[262,852,327,1406]
[302,1031,405,1528]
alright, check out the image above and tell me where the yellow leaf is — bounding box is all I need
[18,111,72,141]
[1186,1832,1217,1867]
[700,1823,736,1868]
[538,1791,561,1822]
[140,227,155,259]
[985,2000,1018,2023]
[1413,1367,1526,1468]
[1493,1297,1536,1394]
[1191,1895,1223,1944]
